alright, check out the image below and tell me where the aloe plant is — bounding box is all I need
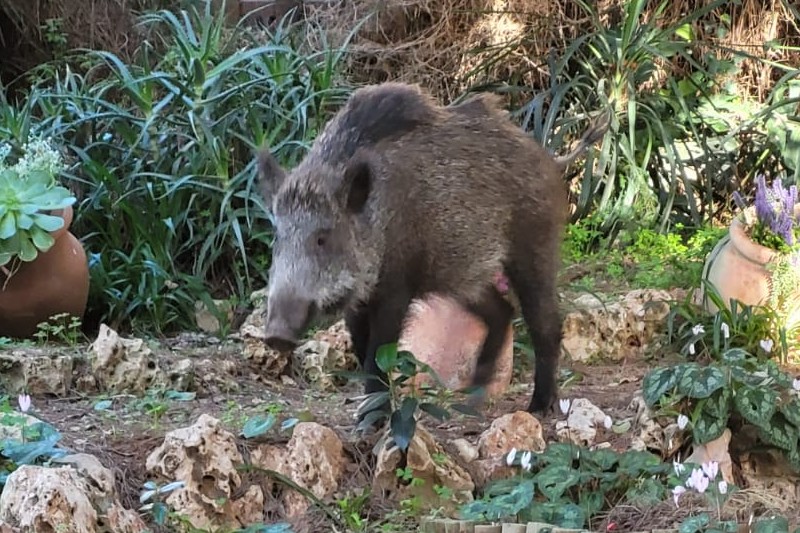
[0,138,75,267]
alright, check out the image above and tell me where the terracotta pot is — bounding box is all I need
[701,206,800,314]
[399,294,514,399]
[0,205,90,339]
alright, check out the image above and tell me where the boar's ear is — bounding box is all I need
[338,150,374,214]
[255,145,286,206]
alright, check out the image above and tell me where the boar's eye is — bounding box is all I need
[313,229,331,249]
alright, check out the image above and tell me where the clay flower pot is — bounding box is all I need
[399,293,514,399]
[702,205,800,314]
[0,205,90,339]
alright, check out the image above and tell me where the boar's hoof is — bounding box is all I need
[527,393,556,416]
[264,335,298,353]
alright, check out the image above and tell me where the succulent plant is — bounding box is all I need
[0,137,75,267]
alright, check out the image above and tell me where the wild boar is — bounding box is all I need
[255,81,608,425]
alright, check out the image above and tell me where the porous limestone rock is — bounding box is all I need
[145,414,263,530]
[555,398,609,446]
[251,422,348,517]
[0,463,145,533]
[88,324,165,394]
[561,289,681,362]
[472,411,545,487]
[239,301,290,377]
[628,392,685,455]
[294,339,357,391]
[0,349,73,396]
[373,424,474,513]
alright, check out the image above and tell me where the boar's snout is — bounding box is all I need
[263,290,313,353]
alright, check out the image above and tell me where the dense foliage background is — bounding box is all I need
[0,0,797,335]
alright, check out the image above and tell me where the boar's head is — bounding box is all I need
[255,147,379,352]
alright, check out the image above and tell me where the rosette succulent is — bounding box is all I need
[0,138,75,267]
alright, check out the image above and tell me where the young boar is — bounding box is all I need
[256,82,607,424]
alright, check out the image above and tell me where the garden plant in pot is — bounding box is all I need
[0,137,89,339]
[702,174,800,340]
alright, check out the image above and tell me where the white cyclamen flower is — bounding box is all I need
[688,343,696,355]
[720,322,730,339]
[718,480,728,495]
[520,451,533,471]
[603,415,613,429]
[673,460,685,476]
[692,324,705,336]
[792,378,800,392]
[677,414,689,430]
[688,468,709,493]
[672,485,686,507]
[506,448,517,466]
[760,339,774,353]
[559,399,571,415]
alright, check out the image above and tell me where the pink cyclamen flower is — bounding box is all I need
[702,461,719,481]
[18,394,31,413]
[672,485,686,507]
[688,468,709,493]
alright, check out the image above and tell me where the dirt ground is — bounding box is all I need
[23,330,657,531]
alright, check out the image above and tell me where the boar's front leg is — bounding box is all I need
[355,289,413,430]
[345,304,370,369]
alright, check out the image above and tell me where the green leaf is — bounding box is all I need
[734,384,778,426]
[625,477,666,506]
[93,400,113,411]
[29,226,54,252]
[753,516,789,533]
[524,502,585,529]
[642,366,681,405]
[780,398,800,428]
[1,422,66,465]
[280,418,299,432]
[680,513,711,533]
[617,450,664,475]
[693,397,730,445]
[460,479,535,521]
[721,347,750,365]
[534,464,580,501]
[578,490,604,516]
[375,343,398,374]
[0,213,16,240]
[418,402,450,421]
[677,364,726,399]
[242,414,277,439]
[31,213,65,233]
[450,403,481,418]
[675,23,694,41]
[17,235,37,262]
[390,397,418,452]
[164,390,196,401]
[583,448,618,471]
[758,413,798,452]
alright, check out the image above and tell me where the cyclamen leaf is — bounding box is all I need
[677,364,726,399]
[524,502,585,529]
[693,405,728,445]
[534,464,580,501]
[242,414,277,439]
[642,366,680,406]
[758,413,798,452]
[680,513,711,533]
[753,515,790,533]
[780,398,800,428]
[734,385,778,426]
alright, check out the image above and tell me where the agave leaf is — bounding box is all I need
[17,234,38,262]
[30,226,55,251]
[0,212,16,239]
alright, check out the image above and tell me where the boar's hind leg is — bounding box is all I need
[467,286,515,398]
[506,234,563,416]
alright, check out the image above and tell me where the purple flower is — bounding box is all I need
[750,175,800,248]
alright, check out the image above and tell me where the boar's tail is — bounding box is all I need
[553,107,612,174]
